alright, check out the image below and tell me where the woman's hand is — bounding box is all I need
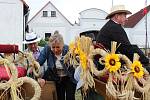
[38,78,46,87]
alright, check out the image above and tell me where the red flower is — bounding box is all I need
[143,8,148,15]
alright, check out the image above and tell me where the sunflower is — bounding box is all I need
[105,53,121,73]
[131,60,144,78]
[79,50,87,71]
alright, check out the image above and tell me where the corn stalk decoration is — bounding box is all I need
[128,53,150,100]
[65,36,150,100]
[4,51,41,78]
[65,36,109,96]
[0,58,41,100]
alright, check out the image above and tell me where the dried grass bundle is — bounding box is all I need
[0,57,41,100]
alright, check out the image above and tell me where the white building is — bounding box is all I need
[0,0,29,50]
[28,1,150,48]
[125,5,150,48]
[28,1,108,44]
[28,1,73,44]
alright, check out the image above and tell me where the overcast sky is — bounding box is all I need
[24,0,150,23]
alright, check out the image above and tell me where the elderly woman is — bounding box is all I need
[37,31,76,100]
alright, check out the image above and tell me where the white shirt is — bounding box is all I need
[55,54,63,69]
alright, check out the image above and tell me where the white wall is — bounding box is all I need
[126,12,150,48]
[79,8,107,19]
[79,8,108,32]
[0,0,24,50]
[28,2,72,45]
[79,19,107,33]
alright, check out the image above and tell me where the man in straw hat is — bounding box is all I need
[96,5,150,72]
[23,32,42,60]
[23,32,47,78]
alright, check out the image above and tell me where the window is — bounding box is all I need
[43,11,48,17]
[51,11,56,17]
[45,33,51,41]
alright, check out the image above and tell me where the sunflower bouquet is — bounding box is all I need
[127,53,150,100]
[66,37,130,97]
[103,42,132,99]
[66,36,150,99]
[96,42,150,100]
[70,36,95,96]
[65,36,110,96]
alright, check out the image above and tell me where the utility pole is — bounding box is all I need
[145,11,148,56]
[144,0,148,56]
[112,0,114,7]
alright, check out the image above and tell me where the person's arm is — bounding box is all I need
[118,44,149,65]
[37,45,49,66]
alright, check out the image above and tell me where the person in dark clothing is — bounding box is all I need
[96,5,150,71]
[38,31,76,100]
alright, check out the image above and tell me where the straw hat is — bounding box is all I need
[106,5,132,19]
[23,32,41,44]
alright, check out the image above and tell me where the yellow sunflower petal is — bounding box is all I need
[104,54,121,73]
[131,60,144,78]
[112,54,119,61]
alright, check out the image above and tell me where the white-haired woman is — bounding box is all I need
[38,31,76,100]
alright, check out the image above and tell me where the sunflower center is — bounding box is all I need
[134,66,140,73]
[109,59,116,66]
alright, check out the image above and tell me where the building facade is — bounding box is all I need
[0,0,29,50]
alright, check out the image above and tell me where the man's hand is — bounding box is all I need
[38,78,46,87]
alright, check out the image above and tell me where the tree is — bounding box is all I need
[38,38,47,47]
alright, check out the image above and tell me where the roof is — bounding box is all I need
[79,8,108,14]
[20,0,29,15]
[20,0,29,8]
[124,5,150,28]
[28,1,72,25]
